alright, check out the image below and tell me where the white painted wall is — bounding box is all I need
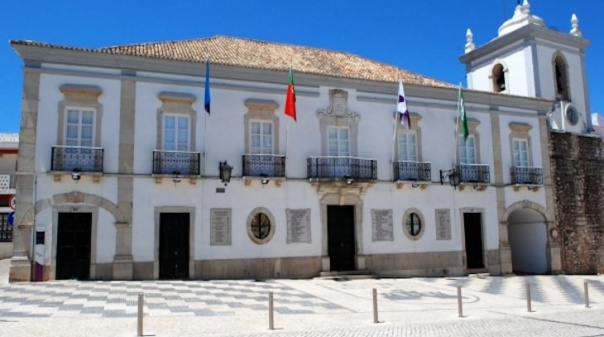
[36,71,122,174]
[31,60,551,275]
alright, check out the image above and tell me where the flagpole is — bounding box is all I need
[203,58,210,173]
[285,119,290,177]
[391,78,399,182]
[456,83,462,168]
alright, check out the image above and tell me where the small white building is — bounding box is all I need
[0,133,18,258]
[9,1,591,281]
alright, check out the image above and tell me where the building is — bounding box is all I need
[591,113,604,136]
[0,133,18,259]
[8,1,592,281]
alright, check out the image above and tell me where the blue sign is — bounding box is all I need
[7,212,15,227]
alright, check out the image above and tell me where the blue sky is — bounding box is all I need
[1,0,602,133]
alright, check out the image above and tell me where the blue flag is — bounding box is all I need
[204,59,211,114]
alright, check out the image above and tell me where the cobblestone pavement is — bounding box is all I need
[0,259,603,337]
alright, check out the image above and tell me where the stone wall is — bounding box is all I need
[549,132,604,274]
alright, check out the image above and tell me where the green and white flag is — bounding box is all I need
[459,86,469,140]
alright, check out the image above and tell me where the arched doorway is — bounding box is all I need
[507,208,548,274]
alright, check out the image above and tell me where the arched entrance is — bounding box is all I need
[507,208,548,274]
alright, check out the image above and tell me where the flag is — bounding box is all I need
[397,80,411,128]
[285,67,297,121]
[204,59,211,114]
[459,86,469,140]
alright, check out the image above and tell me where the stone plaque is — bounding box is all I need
[435,209,451,240]
[210,208,232,246]
[286,209,311,243]
[371,209,393,241]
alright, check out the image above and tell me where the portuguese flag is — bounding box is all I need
[285,67,297,121]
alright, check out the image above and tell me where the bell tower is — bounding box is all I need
[460,0,592,133]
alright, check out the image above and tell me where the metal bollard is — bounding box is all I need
[372,288,378,323]
[457,286,463,318]
[584,281,590,308]
[268,291,274,330]
[137,293,144,337]
[526,283,532,312]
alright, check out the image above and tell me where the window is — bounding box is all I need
[407,213,421,236]
[491,63,506,93]
[58,84,103,148]
[65,108,95,148]
[0,213,11,242]
[398,131,417,161]
[163,114,190,151]
[250,213,271,240]
[250,120,273,154]
[402,209,425,240]
[459,135,477,165]
[512,139,529,167]
[554,54,570,101]
[316,89,359,158]
[328,126,350,156]
[246,207,276,245]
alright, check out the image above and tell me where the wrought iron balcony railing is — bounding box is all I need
[307,156,377,181]
[153,150,201,176]
[51,145,104,173]
[511,167,543,185]
[455,164,490,184]
[0,174,16,194]
[393,161,431,182]
[242,154,286,177]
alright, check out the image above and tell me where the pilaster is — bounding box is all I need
[10,68,40,282]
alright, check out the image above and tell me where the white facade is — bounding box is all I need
[12,2,587,281]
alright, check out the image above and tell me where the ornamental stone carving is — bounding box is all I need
[316,89,360,122]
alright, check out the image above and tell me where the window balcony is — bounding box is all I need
[455,164,490,184]
[242,154,286,177]
[51,145,104,173]
[511,166,543,185]
[152,150,200,176]
[0,173,16,195]
[393,161,431,182]
[307,156,377,181]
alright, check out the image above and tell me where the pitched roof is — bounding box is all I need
[11,36,454,88]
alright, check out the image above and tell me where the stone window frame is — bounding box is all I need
[243,99,280,154]
[552,52,571,101]
[395,113,423,162]
[489,61,509,94]
[316,89,360,157]
[246,207,276,245]
[455,118,481,164]
[156,92,197,152]
[58,84,103,147]
[508,122,534,167]
[402,208,426,241]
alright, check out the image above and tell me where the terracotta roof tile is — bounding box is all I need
[11,36,454,88]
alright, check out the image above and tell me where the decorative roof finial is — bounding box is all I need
[570,13,582,37]
[521,0,530,15]
[465,29,475,53]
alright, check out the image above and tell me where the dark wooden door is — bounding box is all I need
[56,213,92,280]
[327,205,356,271]
[159,213,190,279]
[464,213,484,269]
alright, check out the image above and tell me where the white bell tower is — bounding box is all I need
[460,0,592,133]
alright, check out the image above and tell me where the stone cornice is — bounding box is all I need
[460,24,591,65]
